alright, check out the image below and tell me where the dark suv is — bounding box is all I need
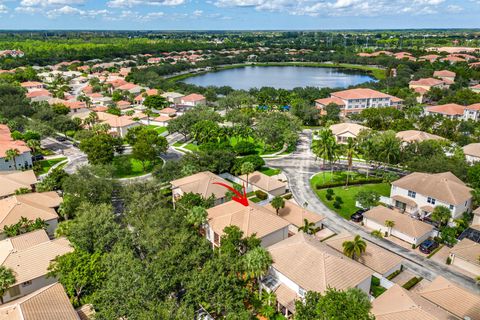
[351,209,366,223]
[419,239,438,254]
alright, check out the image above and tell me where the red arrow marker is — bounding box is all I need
[213,182,249,207]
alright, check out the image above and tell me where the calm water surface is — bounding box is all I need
[183,66,375,90]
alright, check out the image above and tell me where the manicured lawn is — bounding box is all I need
[144,125,167,135]
[173,142,183,147]
[111,154,158,178]
[229,136,281,155]
[313,182,390,219]
[259,166,281,176]
[183,143,199,152]
[35,157,67,175]
[312,171,366,186]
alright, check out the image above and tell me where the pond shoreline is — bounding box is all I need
[165,61,386,86]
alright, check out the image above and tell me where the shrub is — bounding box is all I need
[326,188,334,196]
[233,141,257,155]
[255,190,268,200]
[231,155,265,174]
[402,277,423,290]
[283,193,293,200]
[334,196,343,204]
[326,193,333,201]
[386,269,402,280]
[446,257,451,265]
[333,200,342,209]
[411,244,416,249]
[315,178,383,189]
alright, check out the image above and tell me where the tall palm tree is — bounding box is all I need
[312,128,336,183]
[27,139,41,156]
[270,196,285,215]
[298,218,321,235]
[244,247,272,298]
[384,220,395,236]
[360,138,375,178]
[241,161,255,190]
[0,266,15,304]
[344,137,357,187]
[342,235,367,261]
[5,148,20,169]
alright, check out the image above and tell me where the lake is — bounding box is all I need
[182,66,375,90]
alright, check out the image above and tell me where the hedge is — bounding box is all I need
[315,178,384,190]
[255,190,268,200]
[402,277,423,290]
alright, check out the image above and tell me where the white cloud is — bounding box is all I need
[46,5,108,18]
[214,0,455,17]
[20,0,85,7]
[193,9,203,16]
[0,4,7,14]
[106,0,185,8]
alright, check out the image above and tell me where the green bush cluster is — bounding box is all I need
[316,177,383,190]
[255,190,268,200]
[402,277,423,290]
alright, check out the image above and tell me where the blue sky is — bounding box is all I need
[0,0,479,30]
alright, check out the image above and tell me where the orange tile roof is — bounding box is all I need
[331,88,391,100]
[0,125,31,157]
[433,70,456,78]
[181,93,206,102]
[314,96,345,106]
[425,103,466,116]
[409,78,445,87]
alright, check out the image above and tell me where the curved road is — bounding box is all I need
[265,129,480,293]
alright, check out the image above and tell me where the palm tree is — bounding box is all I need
[342,235,367,260]
[371,230,383,239]
[244,247,272,298]
[27,139,41,156]
[0,266,15,304]
[241,161,255,191]
[312,128,336,183]
[384,220,395,236]
[298,218,321,235]
[270,196,285,215]
[84,112,99,129]
[5,148,20,169]
[344,137,357,187]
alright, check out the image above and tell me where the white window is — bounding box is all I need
[449,204,454,210]
[427,197,436,205]
[407,190,416,198]
[22,281,32,287]
[298,287,306,298]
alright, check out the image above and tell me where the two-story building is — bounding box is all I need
[0,230,73,304]
[388,172,472,221]
[0,125,32,171]
[463,103,480,121]
[433,70,456,83]
[179,93,206,107]
[424,103,466,119]
[315,88,403,116]
[170,171,233,208]
[263,233,373,317]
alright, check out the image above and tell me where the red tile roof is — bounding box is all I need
[331,88,391,100]
[426,103,466,116]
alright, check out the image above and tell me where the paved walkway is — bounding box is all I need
[265,129,480,293]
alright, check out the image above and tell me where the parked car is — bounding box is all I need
[55,135,67,142]
[419,239,439,254]
[351,209,366,223]
[31,154,44,161]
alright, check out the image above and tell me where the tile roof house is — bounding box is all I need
[25,89,52,102]
[94,112,140,138]
[418,54,441,62]
[0,170,37,199]
[463,143,480,163]
[161,92,184,104]
[263,233,373,317]
[179,93,206,107]
[328,123,369,143]
[315,88,403,116]
[0,230,73,303]
[448,238,480,276]
[409,78,449,92]
[0,192,61,238]
[433,70,456,82]
[205,200,290,248]
[463,103,480,121]
[424,104,466,119]
[20,82,44,91]
[239,171,286,196]
[134,89,159,105]
[324,232,403,277]
[395,130,445,144]
[264,200,325,236]
[0,125,32,171]
[470,84,480,93]
[0,282,79,320]
[363,206,434,246]
[170,171,233,207]
[388,172,472,221]
[418,276,480,320]
[371,284,455,320]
